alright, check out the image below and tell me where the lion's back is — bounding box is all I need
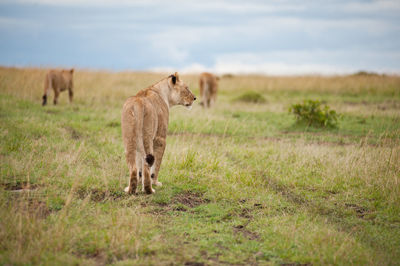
[47,69,73,91]
[122,89,168,130]
[199,72,218,95]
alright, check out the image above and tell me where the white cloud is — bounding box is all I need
[211,50,400,75]
[0,16,41,29]
[1,0,399,73]
[7,0,400,15]
[240,16,398,37]
[150,63,210,74]
[213,61,354,75]
[2,0,148,6]
[343,0,400,13]
[150,61,357,75]
[149,49,400,75]
[146,26,222,64]
[180,63,210,74]
[5,0,305,11]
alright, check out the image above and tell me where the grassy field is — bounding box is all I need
[0,66,399,265]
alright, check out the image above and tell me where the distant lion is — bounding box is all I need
[199,72,218,108]
[42,69,74,106]
[121,72,196,194]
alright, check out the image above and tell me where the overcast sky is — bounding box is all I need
[0,0,399,75]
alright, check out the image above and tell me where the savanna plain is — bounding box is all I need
[0,67,399,265]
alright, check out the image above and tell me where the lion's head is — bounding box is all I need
[168,72,196,109]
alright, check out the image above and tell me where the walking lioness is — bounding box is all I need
[121,72,196,194]
[199,72,218,108]
[42,69,74,106]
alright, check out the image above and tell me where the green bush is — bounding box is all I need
[233,91,266,103]
[289,100,339,127]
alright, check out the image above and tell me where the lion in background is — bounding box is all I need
[42,69,74,106]
[121,72,196,194]
[199,72,218,108]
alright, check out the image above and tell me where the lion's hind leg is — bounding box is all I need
[143,164,154,194]
[124,148,139,194]
[53,88,60,105]
[142,128,155,194]
[122,106,140,195]
[151,137,166,187]
[68,88,74,103]
[124,167,139,194]
[142,154,155,194]
[42,73,51,106]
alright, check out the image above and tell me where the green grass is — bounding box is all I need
[1,68,400,265]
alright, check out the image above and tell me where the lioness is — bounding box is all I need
[42,69,74,106]
[199,72,218,108]
[121,72,196,194]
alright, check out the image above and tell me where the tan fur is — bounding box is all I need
[199,72,218,108]
[42,69,74,106]
[121,72,196,194]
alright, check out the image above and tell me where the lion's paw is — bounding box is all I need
[153,181,163,187]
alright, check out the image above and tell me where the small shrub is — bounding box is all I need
[289,100,339,127]
[222,73,234,78]
[234,91,266,103]
[353,71,380,76]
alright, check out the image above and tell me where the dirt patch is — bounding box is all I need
[26,198,51,218]
[184,262,204,266]
[146,191,209,215]
[173,205,188,212]
[90,189,107,202]
[281,263,312,266]
[11,198,52,219]
[233,224,260,240]
[1,181,38,191]
[173,191,210,208]
[344,203,369,218]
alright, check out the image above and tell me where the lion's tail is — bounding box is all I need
[42,73,51,106]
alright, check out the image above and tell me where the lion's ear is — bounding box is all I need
[171,74,176,85]
[70,68,74,74]
[174,72,180,81]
